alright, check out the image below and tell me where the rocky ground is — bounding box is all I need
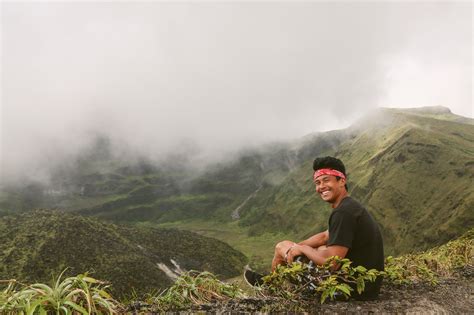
[178,267,474,314]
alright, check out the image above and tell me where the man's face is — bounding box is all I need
[314,174,346,203]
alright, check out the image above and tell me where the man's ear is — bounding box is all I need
[339,177,346,187]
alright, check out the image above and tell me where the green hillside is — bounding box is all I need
[0,106,472,269]
[236,107,474,257]
[0,210,247,297]
[343,109,474,253]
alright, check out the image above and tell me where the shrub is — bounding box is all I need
[384,229,473,285]
[261,257,379,303]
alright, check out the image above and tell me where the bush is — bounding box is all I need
[259,229,473,304]
[384,229,473,285]
[261,257,379,303]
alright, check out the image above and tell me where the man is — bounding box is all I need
[245,156,384,300]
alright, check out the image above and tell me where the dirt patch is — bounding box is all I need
[182,269,473,313]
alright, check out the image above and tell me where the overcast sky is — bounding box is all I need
[1,1,472,182]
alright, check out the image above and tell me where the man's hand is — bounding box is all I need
[286,244,307,264]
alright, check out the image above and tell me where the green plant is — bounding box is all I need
[0,270,123,314]
[383,229,473,285]
[259,229,474,306]
[0,210,247,297]
[144,271,245,312]
[261,257,379,304]
[0,279,35,314]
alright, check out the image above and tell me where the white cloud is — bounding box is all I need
[1,1,472,181]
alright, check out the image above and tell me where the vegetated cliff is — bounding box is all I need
[0,106,472,265]
[126,228,474,313]
[236,107,474,255]
[0,210,247,297]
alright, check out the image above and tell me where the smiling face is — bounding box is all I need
[314,174,347,207]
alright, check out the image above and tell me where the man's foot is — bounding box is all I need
[243,268,265,287]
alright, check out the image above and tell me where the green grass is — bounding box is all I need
[2,227,472,313]
[0,271,123,314]
[384,228,474,285]
[1,107,473,275]
[135,107,474,265]
[144,271,245,312]
[153,219,291,271]
[0,211,247,297]
[61,194,129,211]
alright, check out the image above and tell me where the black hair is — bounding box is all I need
[312,156,348,191]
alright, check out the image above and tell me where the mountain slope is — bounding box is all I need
[0,210,247,297]
[0,106,472,266]
[237,107,474,255]
[345,109,474,253]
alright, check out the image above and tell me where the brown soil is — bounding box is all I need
[188,268,474,314]
[127,267,473,314]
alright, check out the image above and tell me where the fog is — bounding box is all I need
[1,2,472,183]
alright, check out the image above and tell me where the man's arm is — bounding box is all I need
[287,244,348,266]
[297,230,329,248]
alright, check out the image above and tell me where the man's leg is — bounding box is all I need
[271,240,296,271]
[316,245,327,252]
[245,240,303,287]
[272,243,329,270]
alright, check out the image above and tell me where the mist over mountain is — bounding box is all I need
[2,2,472,185]
[1,4,472,307]
[1,107,472,269]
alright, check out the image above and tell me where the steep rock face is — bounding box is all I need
[0,210,247,297]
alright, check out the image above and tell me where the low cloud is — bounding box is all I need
[1,2,471,183]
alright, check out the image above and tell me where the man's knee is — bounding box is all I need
[275,240,295,254]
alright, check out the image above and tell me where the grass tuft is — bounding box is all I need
[0,270,123,314]
[142,271,245,312]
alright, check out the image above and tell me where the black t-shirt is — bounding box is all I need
[327,196,384,300]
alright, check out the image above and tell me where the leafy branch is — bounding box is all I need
[261,256,379,303]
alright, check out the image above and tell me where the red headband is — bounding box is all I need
[313,168,346,182]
